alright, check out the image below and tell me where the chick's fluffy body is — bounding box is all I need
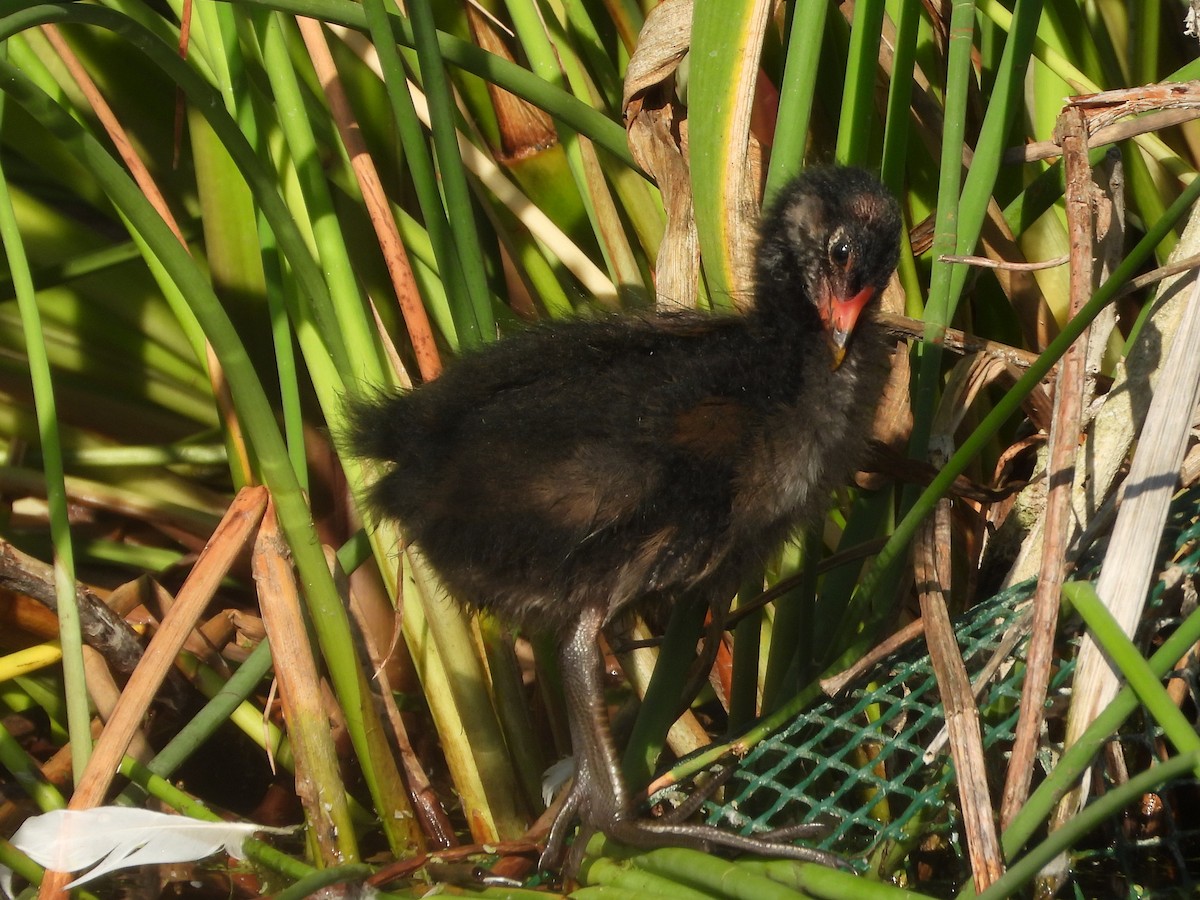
[353,168,902,636]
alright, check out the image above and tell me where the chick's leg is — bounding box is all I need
[542,601,848,874]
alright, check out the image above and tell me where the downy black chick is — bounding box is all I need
[351,166,903,871]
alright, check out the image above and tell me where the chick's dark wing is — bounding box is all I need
[350,315,754,586]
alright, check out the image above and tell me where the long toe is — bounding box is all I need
[539,775,588,873]
[604,817,852,870]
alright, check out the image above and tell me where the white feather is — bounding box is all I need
[1,807,292,892]
[541,757,575,807]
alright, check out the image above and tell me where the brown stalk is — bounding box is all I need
[1000,106,1091,830]
[254,504,359,864]
[82,646,154,766]
[296,16,443,383]
[338,547,456,849]
[923,606,1035,761]
[136,577,237,674]
[915,499,1004,890]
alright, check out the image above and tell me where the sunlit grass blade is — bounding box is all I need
[689,0,771,307]
[0,86,90,785]
[835,0,886,167]
[407,0,494,346]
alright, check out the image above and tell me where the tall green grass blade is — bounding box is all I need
[879,0,920,195]
[689,0,769,305]
[0,681,67,811]
[506,0,643,301]
[622,596,706,787]
[0,80,91,783]
[759,539,812,714]
[230,0,635,167]
[946,0,1043,308]
[407,0,494,346]
[255,11,385,382]
[764,2,828,200]
[908,0,974,461]
[362,0,462,355]
[835,0,885,166]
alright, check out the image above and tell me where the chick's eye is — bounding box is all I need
[829,237,852,269]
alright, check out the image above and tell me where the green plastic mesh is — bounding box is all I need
[683,486,1200,896]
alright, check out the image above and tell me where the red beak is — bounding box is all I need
[818,285,875,369]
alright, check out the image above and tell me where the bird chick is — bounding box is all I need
[351,166,902,872]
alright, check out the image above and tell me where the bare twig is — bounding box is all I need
[1001,106,1091,830]
[916,499,1003,890]
[874,311,1043,369]
[0,541,149,685]
[820,618,926,696]
[1008,107,1200,163]
[939,253,1068,272]
[1070,81,1200,129]
[1112,251,1200,300]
